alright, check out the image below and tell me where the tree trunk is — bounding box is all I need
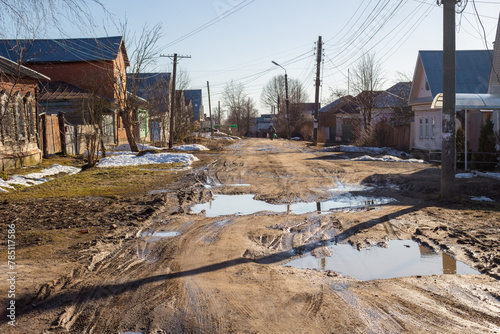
[120,109,139,152]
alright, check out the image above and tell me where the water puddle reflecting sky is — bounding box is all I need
[141,230,181,242]
[191,193,395,217]
[284,240,479,281]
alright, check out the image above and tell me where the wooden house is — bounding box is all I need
[0,56,49,170]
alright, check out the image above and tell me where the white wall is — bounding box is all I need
[413,109,442,151]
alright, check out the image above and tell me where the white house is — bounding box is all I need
[409,50,493,151]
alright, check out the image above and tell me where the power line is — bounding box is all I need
[161,0,255,50]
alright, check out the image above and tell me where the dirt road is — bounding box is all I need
[2,138,500,333]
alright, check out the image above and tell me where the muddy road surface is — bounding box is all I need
[2,138,500,333]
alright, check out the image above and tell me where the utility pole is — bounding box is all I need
[440,0,458,198]
[284,73,290,140]
[218,101,221,129]
[313,35,322,146]
[160,53,191,149]
[207,81,213,136]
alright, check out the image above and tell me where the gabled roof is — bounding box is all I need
[320,95,354,113]
[374,82,411,108]
[418,50,492,97]
[0,36,129,66]
[0,55,49,81]
[319,95,359,115]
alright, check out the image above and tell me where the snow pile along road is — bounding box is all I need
[173,144,209,151]
[322,145,409,157]
[97,152,199,168]
[0,164,81,192]
[351,155,426,163]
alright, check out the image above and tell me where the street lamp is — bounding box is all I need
[272,61,290,140]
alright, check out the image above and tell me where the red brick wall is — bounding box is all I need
[27,61,116,99]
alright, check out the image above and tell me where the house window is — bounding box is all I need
[0,92,7,141]
[25,95,35,138]
[425,117,429,139]
[419,118,423,139]
[12,93,26,140]
[2,94,13,140]
[431,117,435,138]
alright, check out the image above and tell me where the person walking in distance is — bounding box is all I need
[268,125,276,140]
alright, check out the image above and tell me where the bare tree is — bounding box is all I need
[172,69,194,142]
[78,93,111,167]
[351,52,384,137]
[260,75,309,137]
[0,0,105,38]
[222,80,246,135]
[115,22,163,152]
[142,74,171,147]
[322,87,348,106]
[242,97,258,136]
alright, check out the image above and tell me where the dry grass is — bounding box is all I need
[0,155,210,200]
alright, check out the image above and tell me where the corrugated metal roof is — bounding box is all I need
[0,55,49,81]
[38,81,91,101]
[420,50,493,97]
[0,36,128,66]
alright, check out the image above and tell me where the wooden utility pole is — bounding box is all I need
[207,81,213,136]
[313,35,322,146]
[218,101,221,128]
[440,0,458,198]
[160,53,191,149]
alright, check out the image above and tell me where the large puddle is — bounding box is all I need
[191,187,395,217]
[284,240,479,280]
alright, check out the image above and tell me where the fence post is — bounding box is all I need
[40,114,49,159]
[58,112,67,156]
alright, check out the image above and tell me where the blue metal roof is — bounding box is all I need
[128,72,171,99]
[183,89,203,121]
[0,36,127,65]
[420,50,493,96]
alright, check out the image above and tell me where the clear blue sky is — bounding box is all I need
[24,0,500,115]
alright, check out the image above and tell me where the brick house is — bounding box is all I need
[0,36,130,147]
[0,55,49,170]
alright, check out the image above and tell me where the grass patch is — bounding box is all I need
[0,160,186,200]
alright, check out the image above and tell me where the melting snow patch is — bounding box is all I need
[351,155,426,163]
[112,143,163,151]
[173,144,209,151]
[456,173,476,179]
[97,152,198,167]
[322,145,409,157]
[0,164,81,192]
[471,196,495,202]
